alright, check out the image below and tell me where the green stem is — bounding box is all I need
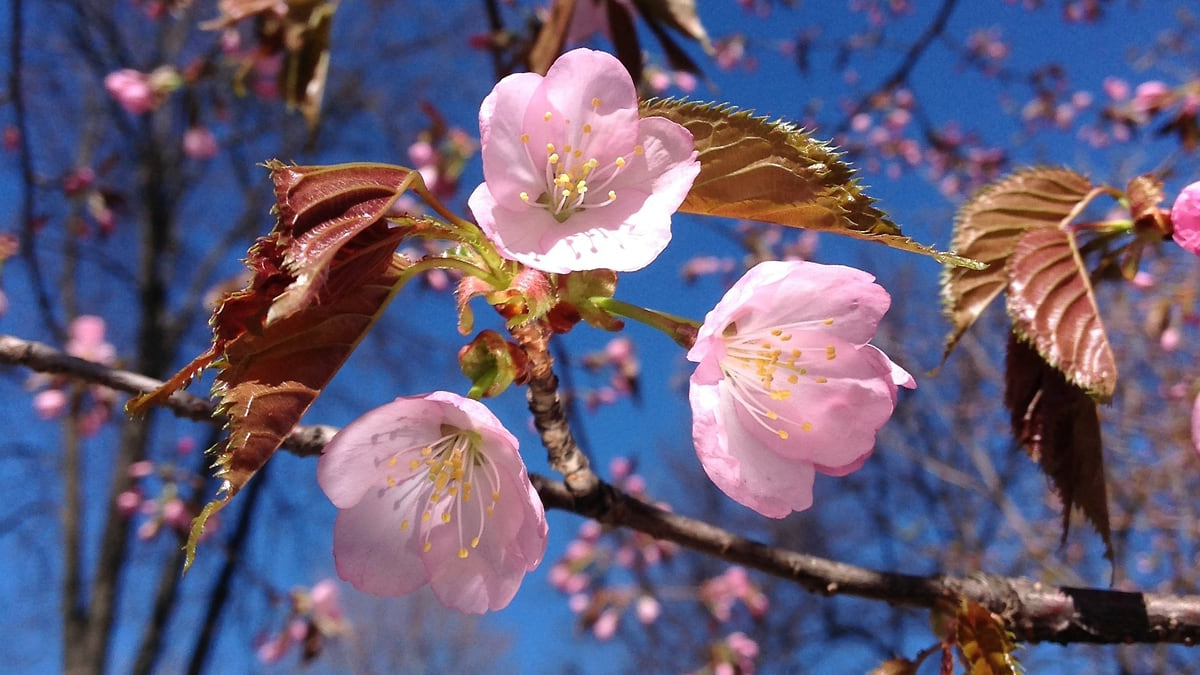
[408,173,512,277]
[398,255,503,289]
[590,296,700,350]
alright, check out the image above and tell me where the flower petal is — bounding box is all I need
[690,376,816,518]
[480,72,545,211]
[332,485,428,596]
[317,396,447,508]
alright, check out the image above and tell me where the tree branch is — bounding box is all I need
[7,332,1200,646]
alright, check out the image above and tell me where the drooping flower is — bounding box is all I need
[467,48,699,273]
[1170,180,1200,257]
[317,391,547,613]
[687,261,915,518]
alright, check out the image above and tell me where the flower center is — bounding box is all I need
[720,321,839,441]
[379,427,502,560]
[518,102,643,223]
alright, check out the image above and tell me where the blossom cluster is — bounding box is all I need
[30,315,118,435]
[318,48,912,630]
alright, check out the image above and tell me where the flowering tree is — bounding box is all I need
[4,1,1200,673]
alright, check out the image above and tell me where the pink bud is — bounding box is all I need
[163,498,189,528]
[183,127,219,160]
[128,460,155,478]
[116,490,142,516]
[137,520,160,540]
[1171,181,1200,256]
[104,69,156,115]
[608,457,633,481]
[548,563,571,590]
[33,388,67,419]
[568,593,590,613]
[592,609,619,640]
[1161,326,1180,352]
[408,140,436,167]
[1133,81,1173,114]
[635,596,661,624]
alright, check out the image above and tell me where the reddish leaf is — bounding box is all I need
[1006,226,1117,400]
[1005,334,1113,563]
[941,168,1093,362]
[127,162,418,565]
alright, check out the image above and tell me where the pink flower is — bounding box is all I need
[66,315,116,364]
[687,261,915,517]
[104,69,156,115]
[182,127,219,160]
[1191,391,1200,460]
[468,48,699,273]
[33,389,67,419]
[317,392,547,613]
[1171,181,1200,257]
[593,608,620,640]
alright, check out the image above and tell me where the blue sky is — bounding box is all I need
[2,1,1198,673]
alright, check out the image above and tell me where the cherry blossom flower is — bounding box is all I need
[104,69,156,115]
[317,392,547,613]
[182,127,219,160]
[1170,181,1200,257]
[467,48,699,273]
[1191,391,1200,460]
[687,261,915,517]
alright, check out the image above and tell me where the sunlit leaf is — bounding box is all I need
[641,99,980,268]
[127,162,418,567]
[932,597,1023,675]
[941,167,1093,362]
[1005,334,1113,563]
[955,598,1024,675]
[1006,226,1117,400]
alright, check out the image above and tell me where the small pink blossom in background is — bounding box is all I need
[635,595,661,624]
[1130,271,1156,290]
[182,127,219,160]
[33,389,68,419]
[1161,326,1181,352]
[162,498,190,529]
[128,460,156,478]
[116,490,142,517]
[468,48,700,273]
[1132,80,1173,116]
[1104,77,1130,101]
[104,69,156,115]
[317,391,547,613]
[725,632,760,672]
[63,167,96,196]
[592,608,620,640]
[67,315,117,364]
[1191,391,1200,460]
[1170,181,1200,257]
[308,579,348,634]
[688,261,915,517]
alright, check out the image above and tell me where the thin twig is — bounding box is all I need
[7,333,1200,645]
